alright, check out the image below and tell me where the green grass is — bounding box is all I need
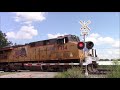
[55,60,120,78]
[106,65,120,78]
[106,60,120,78]
[54,67,85,78]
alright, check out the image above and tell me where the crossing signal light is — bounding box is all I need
[86,41,94,49]
[77,41,94,50]
[77,42,85,49]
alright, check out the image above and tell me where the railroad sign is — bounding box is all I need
[79,20,91,35]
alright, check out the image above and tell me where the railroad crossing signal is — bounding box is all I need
[79,20,91,35]
[79,20,91,76]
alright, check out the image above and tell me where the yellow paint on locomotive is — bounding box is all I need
[0,35,85,63]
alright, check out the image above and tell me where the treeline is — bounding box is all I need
[99,59,120,61]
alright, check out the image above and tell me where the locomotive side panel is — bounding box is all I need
[68,42,84,60]
[46,45,55,60]
[35,47,40,61]
[63,42,79,60]
[46,45,56,60]
[8,45,29,62]
[23,45,30,62]
[56,44,68,60]
[8,49,15,62]
[0,34,84,63]
[56,42,80,60]
[0,49,12,63]
[0,54,8,63]
[29,47,36,61]
[40,46,47,61]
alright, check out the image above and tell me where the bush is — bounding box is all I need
[54,67,85,78]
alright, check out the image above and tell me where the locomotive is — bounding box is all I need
[0,34,99,72]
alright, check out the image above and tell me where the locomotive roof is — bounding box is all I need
[0,46,13,51]
[0,45,26,51]
[29,34,75,44]
[0,34,79,51]
[29,38,57,44]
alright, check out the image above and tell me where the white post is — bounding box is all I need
[79,20,91,77]
[84,34,88,77]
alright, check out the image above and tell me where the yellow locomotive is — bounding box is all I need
[0,34,98,72]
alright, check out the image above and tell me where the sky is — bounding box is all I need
[0,12,120,59]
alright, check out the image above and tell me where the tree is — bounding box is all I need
[0,30,12,48]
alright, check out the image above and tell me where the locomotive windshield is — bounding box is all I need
[57,37,69,44]
[57,35,80,45]
[68,35,80,42]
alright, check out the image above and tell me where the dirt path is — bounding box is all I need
[0,71,58,78]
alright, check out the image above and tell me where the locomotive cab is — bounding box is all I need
[57,35,80,44]
[56,35,84,62]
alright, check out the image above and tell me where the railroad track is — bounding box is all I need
[88,68,111,75]
[82,67,111,75]
[1,66,111,76]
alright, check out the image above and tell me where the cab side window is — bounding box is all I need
[43,40,50,45]
[57,39,64,44]
[50,39,57,44]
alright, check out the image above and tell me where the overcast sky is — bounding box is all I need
[0,12,119,59]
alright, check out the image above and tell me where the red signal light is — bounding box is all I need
[77,42,85,49]
[79,42,84,47]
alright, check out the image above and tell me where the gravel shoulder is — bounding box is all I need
[0,71,58,78]
[0,71,107,78]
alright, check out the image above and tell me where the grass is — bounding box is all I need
[106,60,120,78]
[97,60,120,78]
[107,65,120,78]
[55,60,120,78]
[54,67,85,78]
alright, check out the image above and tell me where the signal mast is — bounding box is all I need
[79,20,91,76]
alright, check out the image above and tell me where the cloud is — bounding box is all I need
[14,12,46,24]
[47,33,67,39]
[112,41,120,48]
[97,48,120,59]
[7,12,47,40]
[86,33,120,48]
[86,33,120,59]
[7,25,38,39]
[6,32,16,38]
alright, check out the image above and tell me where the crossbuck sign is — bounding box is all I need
[79,20,91,35]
